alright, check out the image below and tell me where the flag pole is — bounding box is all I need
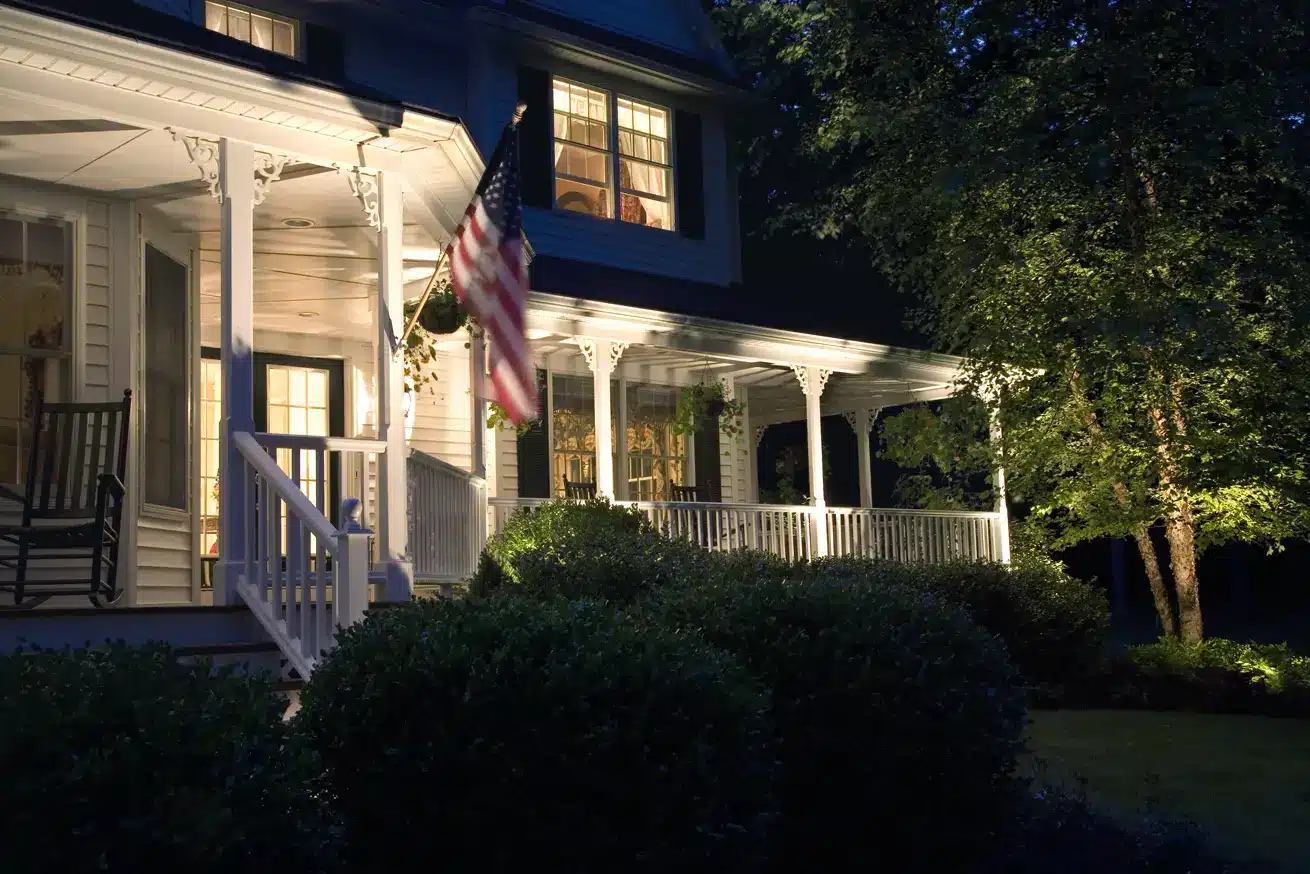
[396,103,528,356]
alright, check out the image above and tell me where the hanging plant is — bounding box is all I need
[415,281,468,335]
[402,298,441,396]
[673,379,745,439]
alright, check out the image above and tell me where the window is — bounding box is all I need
[617,98,673,231]
[205,1,297,57]
[551,77,675,231]
[625,384,687,501]
[550,374,598,496]
[0,214,71,485]
[143,245,189,509]
[200,358,222,554]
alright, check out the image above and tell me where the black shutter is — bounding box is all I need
[516,369,552,498]
[674,109,705,240]
[303,23,346,81]
[693,413,722,502]
[518,67,554,209]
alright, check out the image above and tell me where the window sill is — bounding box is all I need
[541,205,679,239]
[142,503,190,522]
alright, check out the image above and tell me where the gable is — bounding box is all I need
[517,0,723,64]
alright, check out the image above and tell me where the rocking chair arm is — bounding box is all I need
[0,483,24,506]
[96,474,126,507]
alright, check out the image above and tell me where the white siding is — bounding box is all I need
[135,511,194,604]
[408,346,473,471]
[496,425,519,498]
[83,201,113,401]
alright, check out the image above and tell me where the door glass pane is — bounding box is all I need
[143,245,189,509]
[266,364,333,548]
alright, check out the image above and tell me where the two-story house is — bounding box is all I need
[0,0,1005,674]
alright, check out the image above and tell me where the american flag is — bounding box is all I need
[447,111,538,425]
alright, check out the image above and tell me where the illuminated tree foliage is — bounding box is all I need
[711,0,1310,641]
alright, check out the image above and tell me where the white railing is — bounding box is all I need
[232,432,383,679]
[488,498,1004,566]
[408,449,487,585]
[826,507,1003,564]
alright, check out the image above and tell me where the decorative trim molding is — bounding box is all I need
[792,365,832,397]
[169,129,220,201]
[342,167,380,229]
[575,338,628,372]
[755,424,768,447]
[842,408,882,434]
[252,151,290,207]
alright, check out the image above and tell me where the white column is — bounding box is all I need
[578,338,626,499]
[990,410,1012,564]
[470,331,487,480]
[795,365,832,556]
[848,408,881,509]
[376,170,412,599]
[217,138,255,605]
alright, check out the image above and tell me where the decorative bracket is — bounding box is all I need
[755,424,768,447]
[575,338,628,373]
[253,151,290,207]
[842,408,882,434]
[792,365,833,397]
[170,130,221,201]
[343,167,381,229]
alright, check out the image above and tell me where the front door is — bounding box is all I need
[199,350,345,559]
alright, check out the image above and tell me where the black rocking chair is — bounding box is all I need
[564,480,597,500]
[0,390,132,608]
[671,485,701,503]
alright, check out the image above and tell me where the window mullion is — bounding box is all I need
[609,93,621,223]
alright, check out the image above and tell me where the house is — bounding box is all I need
[0,0,1008,675]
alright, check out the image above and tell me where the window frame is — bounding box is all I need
[142,243,191,512]
[549,76,678,233]
[0,202,83,489]
[203,0,300,59]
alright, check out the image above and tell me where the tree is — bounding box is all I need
[710,0,1310,641]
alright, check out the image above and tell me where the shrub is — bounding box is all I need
[298,597,778,874]
[1054,638,1310,717]
[470,498,708,603]
[981,789,1254,874]
[806,557,1111,687]
[651,572,1027,873]
[0,643,336,874]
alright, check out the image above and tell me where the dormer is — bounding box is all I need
[464,0,747,299]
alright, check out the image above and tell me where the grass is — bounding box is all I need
[1026,710,1310,873]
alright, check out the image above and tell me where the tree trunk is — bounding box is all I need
[1132,523,1177,637]
[1165,506,1203,643]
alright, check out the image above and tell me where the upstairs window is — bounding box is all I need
[551,77,674,231]
[205,1,297,57]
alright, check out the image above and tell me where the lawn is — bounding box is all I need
[1026,710,1310,873]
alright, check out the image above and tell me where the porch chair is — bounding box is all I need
[564,480,597,500]
[0,390,132,609]
[670,484,701,503]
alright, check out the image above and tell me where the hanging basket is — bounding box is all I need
[416,291,468,335]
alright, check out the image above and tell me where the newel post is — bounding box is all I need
[794,365,832,557]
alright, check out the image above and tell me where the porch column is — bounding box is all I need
[989,409,1012,564]
[845,408,881,509]
[217,138,255,605]
[578,338,627,499]
[376,170,413,599]
[794,365,832,556]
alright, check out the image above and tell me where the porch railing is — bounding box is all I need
[488,498,1003,566]
[231,432,381,679]
[408,449,487,586]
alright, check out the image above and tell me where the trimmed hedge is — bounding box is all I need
[651,571,1027,873]
[297,597,778,873]
[0,643,337,874]
[805,557,1111,687]
[1048,638,1310,717]
[470,498,708,603]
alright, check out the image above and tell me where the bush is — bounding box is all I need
[981,789,1255,874]
[651,572,1027,873]
[298,597,778,873]
[1052,638,1310,717]
[470,498,708,603]
[806,557,1111,687]
[0,643,336,874]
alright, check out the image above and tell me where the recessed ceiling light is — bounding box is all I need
[281,218,315,228]
[298,311,319,318]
